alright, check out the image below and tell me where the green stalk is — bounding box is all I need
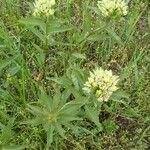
[45,17,49,51]
[42,17,49,80]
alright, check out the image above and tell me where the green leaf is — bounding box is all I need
[27,105,45,116]
[39,87,53,111]
[124,107,141,118]
[46,125,54,147]
[61,89,71,105]
[22,118,43,126]
[71,73,79,90]
[47,19,65,31]
[59,115,82,122]
[85,106,103,130]
[54,123,66,139]
[32,43,45,66]
[8,65,20,75]
[0,119,15,144]
[59,100,85,115]
[1,145,25,150]
[68,86,83,100]
[27,26,45,42]
[52,90,61,109]
[50,77,72,87]
[106,28,123,45]
[72,69,86,88]
[19,17,45,27]
[111,90,129,100]
[1,125,12,144]
[48,26,73,34]
[0,54,20,71]
[66,124,96,137]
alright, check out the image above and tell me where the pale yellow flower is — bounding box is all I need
[97,0,128,17]
[33,0,55,17]
[83,68,119,102]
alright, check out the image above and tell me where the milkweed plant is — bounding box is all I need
[18,0,130,148]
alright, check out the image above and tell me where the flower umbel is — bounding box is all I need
[97,0,128,17]
[33,0,55,17]
[83,68,119,102]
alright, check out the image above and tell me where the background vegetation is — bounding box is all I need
[0,0,150,149]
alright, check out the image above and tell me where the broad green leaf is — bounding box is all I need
[68,86,83,100]
[111,90,129,100]
[46,125,54,147]
[22,118,43,126]
[47,19,65,30]
[54,123,66,139]
[52,90,61,109]
[59,100,85,114]
[50,77,72,87]
[106,28,123,45]
[59,115,82,122]
[85,106,102,130]
[32,43,45,66]
[19,17,45,27]
[27,26,45,42]
[124,107,141,117]
[68,124,96,137]
[72,69,86,88]
[39,87,53,111]
[61,89,71,105]
[27,105,45,116]
[71,73,79,90]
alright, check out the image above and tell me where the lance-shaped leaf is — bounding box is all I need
[85,105,103,131]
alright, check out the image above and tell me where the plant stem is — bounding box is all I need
[42,17,49,81]
[45,17,49,51]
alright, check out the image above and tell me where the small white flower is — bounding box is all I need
[83,67,119,102]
